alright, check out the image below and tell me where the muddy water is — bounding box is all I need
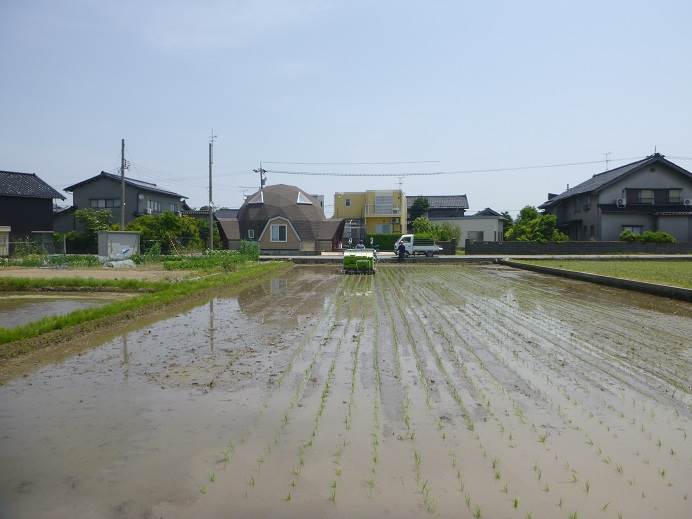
[0,293,117,328]
[1,265,691,519]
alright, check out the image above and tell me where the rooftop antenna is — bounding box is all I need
[604,151,611,171]
[397,175,404,190]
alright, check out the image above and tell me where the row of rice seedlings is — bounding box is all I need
[387,269,505,516]
[286,333,343,502]
[368,286,383,492]
[247,280,360,498]
[198,281,348,495]
[403,277,536,517]
[413,271,598,513]
[438,272,676,512]
[376,272,437,514]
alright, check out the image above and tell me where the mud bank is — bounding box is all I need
[0,265,690,519]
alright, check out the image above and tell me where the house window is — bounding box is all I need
[345,198,351,207]
[375,223,392,234]
[270,224,287,242]
[668,189,682,203]
[247,229,255,239]
[622,225,643,235]
[90,198,121,208]
[169,203,177,212]
[147,199,161,213]
[636,190,654,204]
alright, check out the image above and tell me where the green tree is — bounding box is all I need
[437,221,461,242]
[504,205,568,242]
[409,197,430,221]
[126,212,204,254]
[75,208,112,234]
[500,211,514,238]
[412,216,436,235]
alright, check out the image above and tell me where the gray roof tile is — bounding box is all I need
[406,195,469,209]
[0,170,65,199]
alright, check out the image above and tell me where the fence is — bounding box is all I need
[465,240,692,255]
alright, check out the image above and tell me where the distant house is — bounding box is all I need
[406,195,469,225]
[0,170,65,252]
[539,154,692,241]
[333,190,407,242]
[55,171,187,232]
[218,184,344,253]
[428,207,505,245]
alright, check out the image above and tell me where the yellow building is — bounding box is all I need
[333,190,407,241]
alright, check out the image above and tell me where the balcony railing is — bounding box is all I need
[364,205,401,216]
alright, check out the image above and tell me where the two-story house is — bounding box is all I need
[55,171,187,232]
[539,154,692,242]
[333,190,407,242]
[0,170,65,254]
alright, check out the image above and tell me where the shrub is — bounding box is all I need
[238,240,260,260]
[620,230,676,243]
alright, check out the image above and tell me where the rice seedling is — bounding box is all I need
[474,505,482,518]
[601,502,610,511]
[569,512,578,519]
[329,480,337,502]
[513,497,519,508]
[465,493,471,508]
[501,483,508,493]
[199,485,207,494]
[584,480,589,493]
[209,472,215,483]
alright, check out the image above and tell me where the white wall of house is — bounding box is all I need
[431,217,504,245]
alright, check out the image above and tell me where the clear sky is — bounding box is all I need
[2,0,691,216]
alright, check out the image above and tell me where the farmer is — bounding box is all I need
[397,240,407,262]
[355,240,366,250]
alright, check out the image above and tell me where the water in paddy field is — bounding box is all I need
[0,293,117,328]
[0,266,691,519]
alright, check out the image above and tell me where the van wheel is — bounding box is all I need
[425,251,433,257]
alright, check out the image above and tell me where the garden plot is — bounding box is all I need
[1,265,690,519]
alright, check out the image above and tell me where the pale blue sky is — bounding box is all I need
[2,0,691,215]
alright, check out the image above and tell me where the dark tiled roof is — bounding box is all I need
[65,171,187,199]
[473,207,502,217]
[215,208,239,218]
[0,170,65,199]
[539,154,692,208]
[407,195,469,209]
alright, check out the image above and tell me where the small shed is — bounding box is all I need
[98,231,140,258]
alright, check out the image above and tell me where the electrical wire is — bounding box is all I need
[264,156,647,178]
[262,160,440,165]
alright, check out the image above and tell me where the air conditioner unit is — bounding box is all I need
[684,199,691,206]
[616,198,626,208]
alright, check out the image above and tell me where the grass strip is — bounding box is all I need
[0,276,170,292]
[0,262,289,356]
[515,260,692,289]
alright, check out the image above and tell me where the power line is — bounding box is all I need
[262,160,440,165]
[264,156,647,178]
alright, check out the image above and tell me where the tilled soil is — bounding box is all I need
[0,265,690,519]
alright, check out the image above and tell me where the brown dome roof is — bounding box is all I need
[238,184,327,241]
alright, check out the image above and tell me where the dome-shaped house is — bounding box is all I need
[217,184,344,253]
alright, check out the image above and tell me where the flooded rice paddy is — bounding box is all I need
[0,293,117,328]
[1,265,691,519]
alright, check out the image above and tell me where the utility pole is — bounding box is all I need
[604,151,611,171]
[208,130,217,251]
[120,139,126,229]
[252,162,267,194]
